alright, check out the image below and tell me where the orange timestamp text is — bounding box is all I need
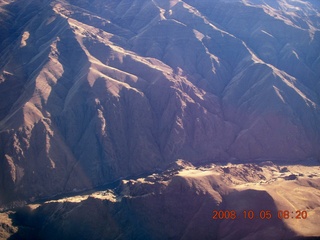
[212,210,308,220]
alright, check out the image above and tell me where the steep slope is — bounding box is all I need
[4,161,320,239]
[0,0,319,205]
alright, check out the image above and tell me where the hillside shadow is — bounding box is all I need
[221,189,300,240]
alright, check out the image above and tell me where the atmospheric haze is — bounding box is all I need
[0,0,319,239]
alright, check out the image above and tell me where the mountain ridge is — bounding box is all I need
[0,0,319,205]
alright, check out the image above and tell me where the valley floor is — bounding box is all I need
[1,161,319,240]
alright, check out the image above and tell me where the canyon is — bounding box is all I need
[0,0,319,238]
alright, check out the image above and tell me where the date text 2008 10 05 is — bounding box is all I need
[212,210,308,220]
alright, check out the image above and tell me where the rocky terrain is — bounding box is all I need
[0,0,320,237]
[0,160,319,239]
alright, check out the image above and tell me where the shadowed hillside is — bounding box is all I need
[0,0,319,211]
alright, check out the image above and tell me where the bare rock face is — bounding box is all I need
[6,162,320,239]
[0,0,320,205]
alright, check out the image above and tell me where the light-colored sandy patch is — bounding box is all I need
[0,212,18,239]
[20,31,30,47]
[230,164,320,236]
[46,195,90,203]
